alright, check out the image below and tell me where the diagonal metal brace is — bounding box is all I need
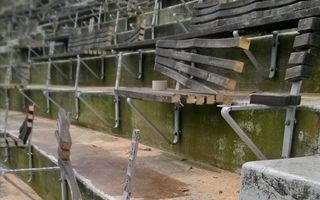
[127,98,181,145]
[233,30,279,79]
[80,60,104,80]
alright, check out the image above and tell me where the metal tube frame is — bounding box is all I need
[114,52,123,128]
[127,98,181,145]
[233,30,279,79]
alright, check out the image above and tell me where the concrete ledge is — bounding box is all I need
[240,156,320,200]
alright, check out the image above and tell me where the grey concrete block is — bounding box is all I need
[240,156,320,200]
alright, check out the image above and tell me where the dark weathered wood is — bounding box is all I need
[192,0,302,25]
[193,0,219,9]
[285,65,314,82]
[190,1,320,31]
[155,56,236,90]
[250,94,301,106]
[293,33,320,50]
[156,48,244,72]
[18,105,34,144]
[157,37,250,50]
[288,51,315,66]
[193,0,258,16]
[57,109,72,151]
[298,17,320,33]
[154,63,216,93]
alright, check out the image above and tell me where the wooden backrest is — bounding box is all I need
[190,0,318,34]
[68,26,114,53]
[154,36,250,93]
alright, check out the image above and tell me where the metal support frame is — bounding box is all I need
[282,81,302,158]
[220,97,300,160]
[179,0,192,15]
[171,11,189,33]
[138,49,143,79]
[114,52,123,128]
[80,59,104,80]
[233,30,279,79]
[123,129,140,200]
[127,98,182,145]
[151,0,160,39]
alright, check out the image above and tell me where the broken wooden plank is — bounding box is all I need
[155,63,216,93]
[156,48,244,72]
[293,33,320,50]
[288,51,315,66]
[285,65,314,82]
[298,17,320,33]
[57,109,72,151]
[157,37,250,50]
[250,94,301,106]
[155,56,236,90]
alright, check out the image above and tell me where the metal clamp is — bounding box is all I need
[233,30,279,79]
[127,98,182,145]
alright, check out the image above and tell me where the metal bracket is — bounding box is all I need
[127,98,182,145]
[114,52,123,128]
[233,30,279,79]
[220,103,296,160]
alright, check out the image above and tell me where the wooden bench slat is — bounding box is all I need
[250,94,301,106]
[190,1,319,32]
[156,48,244,72]
[154,63,216,93]
[156,56,236,90]
[192,0,301,25]
[157,37,250,50]
[285,65,314,82]
[298,17,320,33]
[288,51,315,66]
[193,0,258,16]
[193,0,219,9]
[293,33,320,50]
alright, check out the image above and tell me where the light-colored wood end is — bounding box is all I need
[225,79,237,90]
[206,95,216,104]
[172,94,181,103]
[238,37,251,50]
[233,61,244,73]
[196,95,205,105]
[186,95,196,104]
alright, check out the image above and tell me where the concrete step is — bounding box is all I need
[240,156,320,200]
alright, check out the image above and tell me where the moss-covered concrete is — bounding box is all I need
[0,146,104,200]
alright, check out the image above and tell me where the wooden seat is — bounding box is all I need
[154,37,250,94]
[0,134,24,147]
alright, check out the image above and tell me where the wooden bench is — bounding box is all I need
[0,105,34,147]
[154,36,250,101]
[68,26,114,54]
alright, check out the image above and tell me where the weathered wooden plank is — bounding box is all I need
[298,17,320,33]
[157,37,250,50]
[156,48,244,72]
[193,0,258,16]
[154,63,216,93]
[190,1,320,32]
[293,33,320,50]
[192,0,302,24]
[155,56,236,90]
[288,51,315,66]
[285,65,314,82]
[250,94,301,106]
[115,88,181,103]
[58,146,71,161]
[193,0,219,9]
[57,109,72,151]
